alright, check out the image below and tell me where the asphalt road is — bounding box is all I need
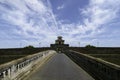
[26,54,95,80]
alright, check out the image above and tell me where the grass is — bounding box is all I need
[89,54,120,65]
[0,55,26,64]
[0,48,50,65]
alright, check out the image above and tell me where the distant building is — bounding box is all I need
[50,36,69,53]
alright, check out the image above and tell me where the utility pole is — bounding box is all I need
[39,42,41,48]
[97,41,99,47]
[78,42,80,47]
[20,42,22,48]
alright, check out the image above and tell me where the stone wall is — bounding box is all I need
[65,50,120,80]
[0,50,56,80]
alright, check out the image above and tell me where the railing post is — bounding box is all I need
[7,68,11,78]
[17,64,20,71]
[0,50,55,80]
[43,53,45,58]
[3,71,6,78]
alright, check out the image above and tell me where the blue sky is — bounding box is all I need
[0,0,120,48]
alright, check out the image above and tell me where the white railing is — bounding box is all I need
[0,50,56,80]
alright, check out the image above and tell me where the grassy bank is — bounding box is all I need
[0,47,51,65]
[89,54,120,65]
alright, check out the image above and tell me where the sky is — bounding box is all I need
[0,0,120,48]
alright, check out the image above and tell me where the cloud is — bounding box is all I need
[0,0,57,37]
[0,0,120,47]
[79,0,119,34]
[55,0,120,46]
[57,4,64,10]
[0,0,59,47]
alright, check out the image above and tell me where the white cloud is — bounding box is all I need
[0,0,120,47]
[0,0,59,47]
[56,0,120,46]
[57,4,64,10]
[80,0,119,32]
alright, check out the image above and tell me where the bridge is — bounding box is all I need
[0,36,120,80]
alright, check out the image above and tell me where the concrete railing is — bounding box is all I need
[65,50,120,80]
[0,50,56,80]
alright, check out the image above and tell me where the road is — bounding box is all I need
[26,54,95,80]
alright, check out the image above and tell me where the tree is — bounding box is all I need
[24,45,35,49]
[85,44,96,48]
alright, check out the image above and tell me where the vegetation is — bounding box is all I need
[0,47,50,64]
[89,54,120,65]
[85,44,96,48]
[0,55,24,65]
[70,47,120,65]
[24,45,35,49]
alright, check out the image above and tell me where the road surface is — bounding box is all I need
[26,54,95,80]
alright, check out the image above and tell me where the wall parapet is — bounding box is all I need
[0,50,56,80]
[65,50,120,80]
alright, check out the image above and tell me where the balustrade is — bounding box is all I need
[0,50,55,80]
[66,50,120,80]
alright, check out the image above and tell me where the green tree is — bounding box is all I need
[85,44,96,48]
[24,45,35,49]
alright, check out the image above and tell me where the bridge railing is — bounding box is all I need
[0,50,56,80]
[65,50,120,80]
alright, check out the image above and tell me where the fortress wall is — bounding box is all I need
[0,50,56,80]
[65,50,120,80]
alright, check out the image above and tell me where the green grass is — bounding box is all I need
[89,54,120,65]
[0,48,50,65]
[0,55,26,64]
